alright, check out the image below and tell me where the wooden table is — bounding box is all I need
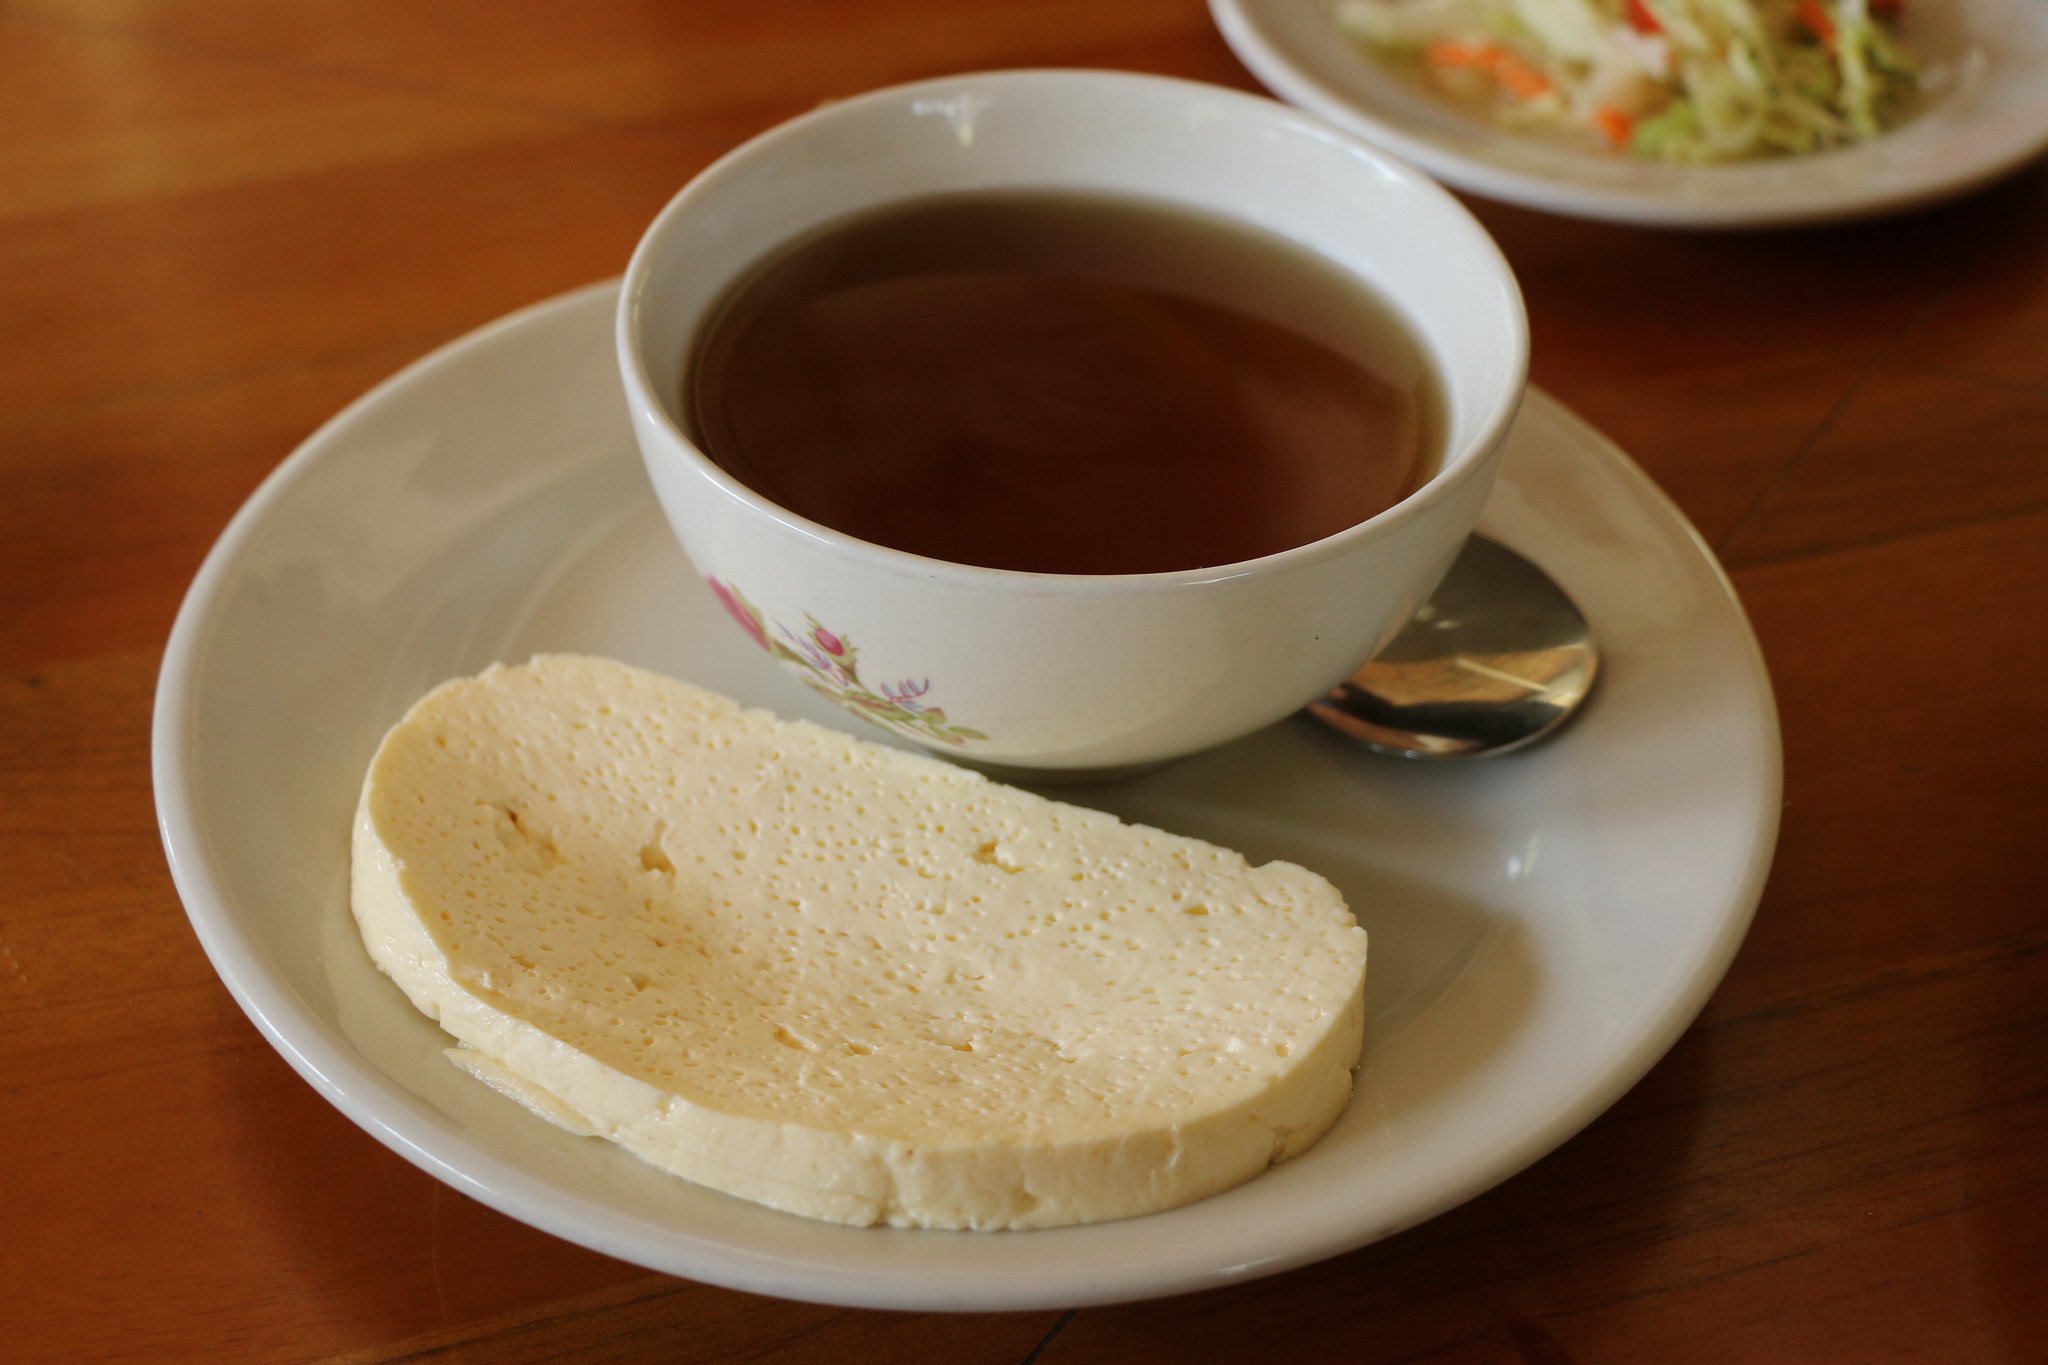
[5,2,2044,1360]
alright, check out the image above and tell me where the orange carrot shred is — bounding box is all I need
[1424,40,1551,100]
[1489,48,1552,100]
[1593,107,1634,148]
[1798,0,1837,47]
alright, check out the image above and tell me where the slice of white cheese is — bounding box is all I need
[352,654,1367,1229]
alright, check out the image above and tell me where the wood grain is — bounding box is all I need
[4,1,2044,1360]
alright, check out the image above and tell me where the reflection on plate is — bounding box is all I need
[1211,0,2048,226]
[153,282,1779,1311]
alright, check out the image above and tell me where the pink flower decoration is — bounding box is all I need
[706,577,768,651]
[698,578,987,746]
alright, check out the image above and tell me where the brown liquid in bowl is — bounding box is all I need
[688,191,1441,576]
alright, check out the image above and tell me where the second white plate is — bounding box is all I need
[154,282,1779,1310]
[1212,0,2048,227]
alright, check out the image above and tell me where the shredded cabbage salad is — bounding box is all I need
[1337,0,1920,160]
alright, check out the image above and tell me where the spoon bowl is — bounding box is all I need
[1309,535,1598,759]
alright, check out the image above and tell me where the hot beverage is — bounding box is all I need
[686,190,1442,576]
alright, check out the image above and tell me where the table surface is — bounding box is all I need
[5,2,2044,1361]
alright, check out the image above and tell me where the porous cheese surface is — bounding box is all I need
[352,655,1367,1229]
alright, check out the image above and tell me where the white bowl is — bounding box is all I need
[619,70,1527,772]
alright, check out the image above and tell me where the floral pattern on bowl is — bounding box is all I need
[707,578,989,748]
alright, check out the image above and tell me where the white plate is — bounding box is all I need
[1211,0,2048,227]
[154,281,1779,1311]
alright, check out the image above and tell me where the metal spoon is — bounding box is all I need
[1308,535,1598,759]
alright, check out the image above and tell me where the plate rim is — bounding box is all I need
[152,281,1781,1310]
[1209,0,2048,228]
